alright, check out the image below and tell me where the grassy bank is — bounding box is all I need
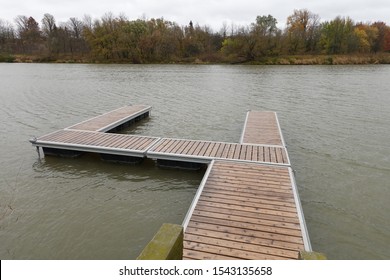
[3,53,390,65]
[248,53,390,65]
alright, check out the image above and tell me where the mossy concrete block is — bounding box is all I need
[137,223,183,260]
[299,251,327,260]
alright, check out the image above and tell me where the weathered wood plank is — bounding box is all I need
[185,233,299,259]
[183,240,289,260]
[66,105,151,132]
[240,111,284,146]
[187,221,303,245]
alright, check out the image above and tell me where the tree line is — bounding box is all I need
[1,9,390,63]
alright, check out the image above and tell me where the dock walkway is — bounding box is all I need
[181,111,310,260]
[30,106,311,260]
[147,138,289,166]
[240,111,285,146]
[182,160,309,260]
[66,105,151,132]
[33,129,160,158]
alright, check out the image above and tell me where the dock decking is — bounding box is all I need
[181,110,310,260]
[30,106,311,260]
[147,138,289,165]
[182,160,310,260]
[240,111,285,146]
[31,129,160,157]
[66,105,151,132]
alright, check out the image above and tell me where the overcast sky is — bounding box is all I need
[1,0,389,30]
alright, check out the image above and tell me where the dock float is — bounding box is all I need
[30,106,312,260]
[31,129,160,161]
[30,104,156,162]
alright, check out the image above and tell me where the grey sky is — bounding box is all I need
[0,0,389,30]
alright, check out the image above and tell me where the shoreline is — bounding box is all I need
[2,53,390,65]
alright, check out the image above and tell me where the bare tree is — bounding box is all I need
[41,13,56,37]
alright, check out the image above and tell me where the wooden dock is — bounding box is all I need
[147,138,289,165]
[182,160,310,260]
[66,105,151,132]
[30,106,311,260]
[31,129,160,158]
[240,111,285,146]
[181,111,310,260]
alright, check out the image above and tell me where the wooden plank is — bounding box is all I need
[264,147,271,163]
[239,145,248,160]
[197,198,298,218]
[209,143,222,157]
[201,189,296,208]
[187,221,303,245]
[122,136,146,149]
[213,160,290,172]
[100,135,129,147]
[170,139,188,153]
[193,141,207,156]
[183,240,289,260]
[181,141,197,154]
[185,227,303,252]
[152,139,171,153]
[190,215,302,238]
[106,135,132,148]
[195,203,300,225]
[187,141,202,155]
[137,138,157,150]
[206,175,292,189]
[198,142,211,157]
[191,209,301,230]
[232,144,241,159]
[208,167,292,182]
[241,111,284,146]
[66,105,150,132]
[220,143,231,158]
[201,182,295,200]
[165,139,182,153]
[203,142,216,157]
[185,233,299,259]
[130,137,150,150]
[183,249,240,260]
[214,143,227,158]
[270,147,277,163]
[201,185,295,203]
[199,193,298,213]
[159,139,177,153]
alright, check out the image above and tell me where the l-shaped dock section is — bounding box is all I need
[30,105,311,260]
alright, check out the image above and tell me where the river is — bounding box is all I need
[0,64,389,259]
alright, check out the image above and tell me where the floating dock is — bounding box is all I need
[182,160,309,259]
[182,111,310,259]
[240,111,285,146]
[30,105,311,260]
[147,138,289,166]
[32,129,160,161]
[66,105,151,132]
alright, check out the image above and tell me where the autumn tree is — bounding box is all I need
[15,16,44,54]
[286,9,321,54]
[371,22,388,53]
[320,17,355,54]
[0,19,15,54]
[41,13,59,55]
[353,24,378,53]
[250,15,280,58]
